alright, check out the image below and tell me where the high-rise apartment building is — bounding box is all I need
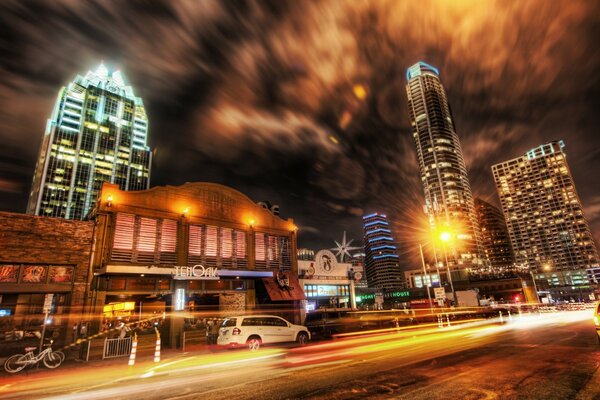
[406,61,484,267]
[474,198,515,269]
[27,63,152,220]
[492,141,599,281]
[362,213,404,290]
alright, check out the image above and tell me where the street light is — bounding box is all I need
[528,269,541,304]
[439,231,457,305]
[419,244,434,314]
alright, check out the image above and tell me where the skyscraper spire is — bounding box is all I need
[27,64,152,220]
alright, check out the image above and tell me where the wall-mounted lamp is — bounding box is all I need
[106,195,113,207]
[182,207,190,217]
[249,219,255,228]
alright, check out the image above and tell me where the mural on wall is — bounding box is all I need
[0,265,19,283]
[49,266,74,283]
[22,265,47,283]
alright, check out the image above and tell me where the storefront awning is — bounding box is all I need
[262,275,306,301]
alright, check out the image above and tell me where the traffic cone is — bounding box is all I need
[128,333,138,366]
[154,328,161,363]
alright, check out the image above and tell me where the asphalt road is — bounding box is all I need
[1,310,599,400]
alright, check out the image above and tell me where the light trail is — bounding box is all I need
[0,310,593,400]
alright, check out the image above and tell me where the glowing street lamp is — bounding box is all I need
[437,230,457,305]
[439,231,452,243]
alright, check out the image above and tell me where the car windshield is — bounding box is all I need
[221,318,237,327]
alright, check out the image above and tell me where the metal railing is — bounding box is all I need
[102,336,132,359]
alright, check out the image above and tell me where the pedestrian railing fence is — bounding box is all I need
[103,336,132,359]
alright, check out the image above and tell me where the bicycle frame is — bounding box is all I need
[18,347,52,366]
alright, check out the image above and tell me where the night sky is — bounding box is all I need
[1,1,599,267]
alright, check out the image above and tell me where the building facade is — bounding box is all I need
[474,198,515,269]
[0,212,95,351]
[27,63,152,220]
[406,62,484,268]
[298,250,358,313]
[362,213,404,290]
[88,182,303,343]
[492,141,599,285]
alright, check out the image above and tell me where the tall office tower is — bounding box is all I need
[27,63,152,220]
[492,141,599,283]
[474,198,515,269]
[363,213,404,290]
[406,62,484,267]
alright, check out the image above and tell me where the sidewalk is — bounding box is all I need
[0,337,215,378]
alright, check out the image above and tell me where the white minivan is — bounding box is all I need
[217,315,310,350]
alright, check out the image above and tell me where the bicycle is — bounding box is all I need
[4,341,65,373]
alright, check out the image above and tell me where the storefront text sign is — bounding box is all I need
[173,265,219,280]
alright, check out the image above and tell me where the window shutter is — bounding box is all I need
[159,219,177,264]
[234,230,247,268]
[255,232,266,269]
[111,213,135,262]
[136,218,157,263]
[205,225,218,258]
[188,225,202,265]
[221,228,233,267]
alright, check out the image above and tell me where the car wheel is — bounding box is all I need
[246,336,262,351]
[296,332,309,346]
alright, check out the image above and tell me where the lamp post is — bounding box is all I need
[419,244,434,314]
[529,270,541,304]
[439,232,457,306]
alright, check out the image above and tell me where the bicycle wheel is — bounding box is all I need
[54,350,65,363]
[43,351,63,369]
[4,354,26,373]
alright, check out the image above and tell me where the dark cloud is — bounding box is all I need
[1,0,599,264]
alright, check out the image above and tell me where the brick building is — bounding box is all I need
[0,212,95,346]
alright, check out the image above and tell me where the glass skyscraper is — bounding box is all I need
[474,198,515,269]
[406,62,484,268]
[492,141,599,284]
[362,213,404,290]
[27,64,152,220]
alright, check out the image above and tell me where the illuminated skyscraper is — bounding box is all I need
[492,141,599,283]
[362,213,404,290]
[27,64,152,219]
[474,198,515,269]
[406,62,484,267]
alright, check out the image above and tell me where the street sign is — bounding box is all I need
[43,294,54,313]
[434,287,446,300]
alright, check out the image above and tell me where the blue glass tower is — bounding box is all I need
[363,213,404,290]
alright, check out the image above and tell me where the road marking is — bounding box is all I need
[0,384,13,392]
[470,388,499,399]
[284,359,353,372]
